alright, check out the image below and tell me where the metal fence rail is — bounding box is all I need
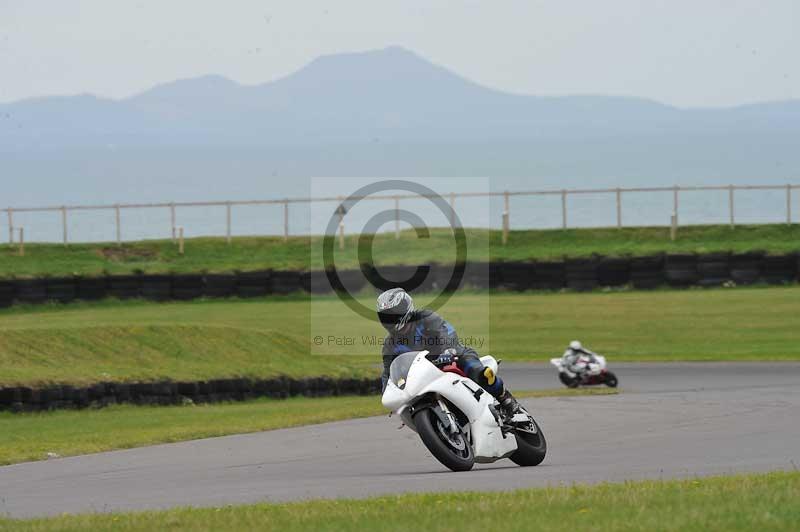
[2,183,798,246]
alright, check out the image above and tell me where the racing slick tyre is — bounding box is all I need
[559,373,579,388]
[413,407,475,472]
[604,372,619,388]
[510,415,547,466]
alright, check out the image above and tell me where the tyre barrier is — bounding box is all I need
[235,270,271,298]
[140,275,173,301]
[463,262,498,289]
[15,279,48,304]
[363,264,434,293]
[0,376,383,413]
[107,275,141,299]
[730,252,764,285]
[45,277,78,303]
[533,261,565,290]
[664,254,700,287]
[172,274,204,300]
[304,270,334,295]
[0,280,15,308]
[270,270,303,295]
[565,258,599,292]
[424,263,458,293]
[762,254,798,285]
[697,253,731,287]
[203,274,237,298]
[630,255,665,289]
[499,261,536,291]
[0,252,797,308]
[597,258,631,287]
[77,277,108,300]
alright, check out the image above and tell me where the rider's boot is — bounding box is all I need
[498,388,522,419]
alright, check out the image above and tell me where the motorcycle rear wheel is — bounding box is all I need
[413,407,475,472]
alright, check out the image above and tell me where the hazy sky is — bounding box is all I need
[1,1,797,107]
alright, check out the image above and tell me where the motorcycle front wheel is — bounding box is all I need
[605,372,619,388]
[413,407,475,472]
[559,372,579,388]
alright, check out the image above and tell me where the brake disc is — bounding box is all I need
[436,419,466,451]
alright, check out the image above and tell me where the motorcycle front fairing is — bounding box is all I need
[551,357,577,377]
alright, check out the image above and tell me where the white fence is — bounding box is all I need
[2,183,798,245]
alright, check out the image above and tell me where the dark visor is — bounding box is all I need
[378,311,402,328]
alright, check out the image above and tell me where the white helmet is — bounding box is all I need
[569,340,582,351]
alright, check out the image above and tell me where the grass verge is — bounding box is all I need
[1,223,798,278]
[1,286,799,387]
[2,471,797,531]
[0,389,615,466]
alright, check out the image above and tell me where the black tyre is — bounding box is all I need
[413,407,474,472]
[510,415,547,467]
[605,372,618,388]
[558,372,579,388]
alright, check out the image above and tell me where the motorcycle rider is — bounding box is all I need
[377,287,523,417]
[562,340,599,376]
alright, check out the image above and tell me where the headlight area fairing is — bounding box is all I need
[381,380,410,412]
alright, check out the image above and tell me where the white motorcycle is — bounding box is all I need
[382,351,546,472]
[550,354,618,388]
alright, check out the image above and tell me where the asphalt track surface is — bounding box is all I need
[2,362,799,518]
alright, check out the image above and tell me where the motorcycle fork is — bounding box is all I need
[437,398,460,434]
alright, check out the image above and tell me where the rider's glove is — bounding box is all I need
[432,348,457,366]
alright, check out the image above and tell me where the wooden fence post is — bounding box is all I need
[283,200,289,242]
[7,208,13,244]
[115,204,121,246]
[337,197,345,250]
[18,227,24,256]
[61,206,68,246]
[394,196,400,239]
[502,190,510,245]
[170,203,176,242]
[178,226,185,255]
[673,186,680,225]
[670,214,677,241]
[226,202,232,244]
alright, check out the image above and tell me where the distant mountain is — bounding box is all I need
[3,46,799,151]
[0,47,800,186]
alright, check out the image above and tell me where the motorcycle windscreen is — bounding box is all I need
[388,352,419,388]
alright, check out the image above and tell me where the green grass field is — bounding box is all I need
[1,223,798,278]
[0,388,614,466]
[1,286,799,387]
[0,286,800,384]
[3,471,797,531]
